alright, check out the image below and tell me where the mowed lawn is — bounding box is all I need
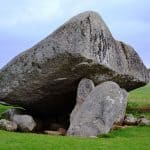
[0,126,149,150]
[0,84,150,150]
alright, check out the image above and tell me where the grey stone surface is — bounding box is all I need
[115,89,128,124]
[0,119,17,131]
[70,78,95,122]
[67,81,127,137]
[12,115,36,132]
[0,11,149,115]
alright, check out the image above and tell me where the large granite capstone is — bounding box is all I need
[0,11,149,116]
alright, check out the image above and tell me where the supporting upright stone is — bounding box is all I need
[67,81,128,137]
[115,89,128,124]
[70,78,95,122]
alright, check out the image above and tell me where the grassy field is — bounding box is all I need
[127,84,150,119]
[0,84,150,150]
[128,84,150,107]
[0,126,149,150]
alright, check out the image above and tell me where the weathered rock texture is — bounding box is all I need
[67,81,128,137]
[0,11,149,116]
[70,78,95,122]
[115,89,128,124]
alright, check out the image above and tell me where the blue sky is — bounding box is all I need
[0,0,150,68]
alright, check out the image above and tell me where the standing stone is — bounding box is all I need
[70,78,95,122]
[115,89,128,124]
[67,81,127,137]
[12,115,36,132]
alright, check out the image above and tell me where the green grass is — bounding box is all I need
[128,84,150,107]
[127,84,150,119]
[0,84,150,150]
[0,105,12,114]
[0,126,150,150]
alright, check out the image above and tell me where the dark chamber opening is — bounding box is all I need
[23,90,77,132]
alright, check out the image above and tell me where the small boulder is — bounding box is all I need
[124,114,137,125]
[12,115,36,132]
[67,81,127,137]
[0,119,17,131]
[138,117,150,126]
